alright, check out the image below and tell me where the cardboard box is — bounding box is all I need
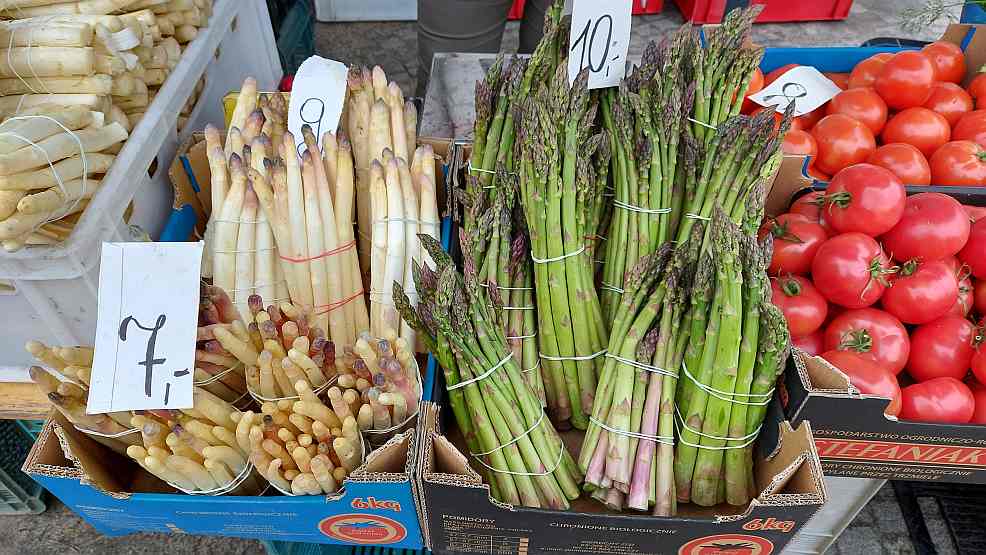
[24,411,425,548]
[416,392,826,555]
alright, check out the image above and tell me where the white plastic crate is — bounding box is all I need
[314,0,417,22]
[0,0,283,377]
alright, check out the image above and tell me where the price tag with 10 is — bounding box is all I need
[567,0,633,90]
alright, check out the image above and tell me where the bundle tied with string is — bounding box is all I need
[26,340,140,456]
[393,233,583,510]
[346,329,422,446]
[196,284,253,409]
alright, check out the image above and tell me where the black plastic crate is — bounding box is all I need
[894,481,986,555]
[0,419,45,515]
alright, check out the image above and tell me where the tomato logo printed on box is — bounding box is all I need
[679,533,774,555]
[319,514,407,544]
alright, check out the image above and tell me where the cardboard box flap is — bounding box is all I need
[792,350,899,420]
[753,420,826,508]
[942,24,983,87]
[168,133,210,239]
[23,413,84,481]
[349,428,415,483]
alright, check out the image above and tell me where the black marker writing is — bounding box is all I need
[119,314,167,398]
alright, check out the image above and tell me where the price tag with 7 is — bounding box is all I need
[567,0,633,89]
[287,55,348,155]
[87,242,203,413]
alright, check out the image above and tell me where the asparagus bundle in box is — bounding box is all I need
[196,284,249,406]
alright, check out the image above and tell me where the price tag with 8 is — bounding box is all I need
[567,0,633,90]
[287,55,348,155]
[87,242,203,413]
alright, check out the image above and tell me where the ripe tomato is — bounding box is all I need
[781,129,817,156]
[965,205,986,222]
[948,274,974,317]
[790,191,837,235]
[907,315,976,382]
[811,115,877,175]
[849,53,892,89]
[875,51,936,110]
[771,276,829,336]
[821,350,902,416]
[929,140,986,186]
[881,259,959,324]
[865,143,931,185]
[824,307,910,375]
[797,107,825,131]
[970,381,986,424]
[764,63,798,87]
[952,110,986,148]
[741,68,765,114]
[921,41,967,84]
[923,82,973,126]
[959,218,986,279]
[900,377,975,423]
[972,346,986,386]
[824,72,851,90]
[976,280,986,314]
[792,329,825,356]
[881,108,951,158]
[751,106,803,133]
[881,193,970,262]
[968,70,986,109]
[762,214,828,275]
[812,233,895,309]
[823,164,906,236]
[826,87,888,135]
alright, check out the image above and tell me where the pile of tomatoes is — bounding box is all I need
[745,41,986,186]
[764,165,986,425]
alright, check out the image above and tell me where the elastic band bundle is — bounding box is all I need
[472,412,546,457]
[613,199,673,215]
[77,425,140,439]
[600,283,625,295]
[539,348,607,363]
[520,358,541,374]
[506,331,537,340]
[447,353,513,391]
[530,244,586,264]
[674,408,762,450]
[589,416,674,445]
[193,363,243,387]
[471,437,565,477]
[279,240,356,263]
[687,117,717,130]
[605,352,677,378]
[314,288,365,315]
[685,213,711,221]
[680,362,774,407]
[480,283,534,292]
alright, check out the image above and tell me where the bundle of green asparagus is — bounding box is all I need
[394,234,581,509]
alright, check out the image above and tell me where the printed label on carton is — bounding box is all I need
[318,514,407,544]
[678,534,774,555]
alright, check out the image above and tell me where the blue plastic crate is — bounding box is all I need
[16,420,44,440]
[263,540,426,555]
[0,420,44,514]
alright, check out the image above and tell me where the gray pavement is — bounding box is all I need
[1,0,968,553]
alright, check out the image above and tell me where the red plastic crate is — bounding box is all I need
[674,0,853,24]
[508,0,664,20]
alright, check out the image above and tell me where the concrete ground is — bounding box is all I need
[0,0,967,553]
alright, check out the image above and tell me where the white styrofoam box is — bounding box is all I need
[314,0,417,22]
[0,0,283,378]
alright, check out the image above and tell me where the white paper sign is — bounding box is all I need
[87,242,203,414]
[567,0,632,89]
[749,66,841,117]
[288,55,348,155]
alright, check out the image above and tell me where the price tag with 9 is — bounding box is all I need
[567,0,633,89]
[287,55,348,155]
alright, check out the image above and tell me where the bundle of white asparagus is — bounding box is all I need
[239,385,364,495]
[0,105,128,251]
[27,341,139,456]
[196,283,249,406]
[125,387,264,494]
[346,66,439,344]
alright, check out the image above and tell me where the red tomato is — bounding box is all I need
[782,129,817,157]
[762,214,828,275]
[881,193,971,262]
[922,41,967,84]
[970,381,986,424]
[797,107,825,131]
[792,330,825,356]
[900,377,975,423]
[821,350,902,415]
[865,143,931,185]
[812,233,894,309]
[972,346,986,386]
[824,308,910,375]
[825,72,851,90]
[959,219,986,279]
[741,68,765,114]
[764,64,798,87]
[826,87,888,135]
[968,70,986,109]
[907,315,976,382]
[875,51,936,110]
[952,110,986,148]
[965,205,986,222]
[881,108,951,158]
[976,280,986,314]
[849,53,892,89]
[923,82,973,126]
[929,140,986,186]
[751,106,802,133]
[771,276,829,336]
[823,163,906,236]
[811,115,877,175]
[881,259,959,324]
[790,191,837,235]
[948,274,974,317]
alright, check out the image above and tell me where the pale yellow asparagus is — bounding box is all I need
[0,153,114,190]
[226,77,256,157]
[0,21,93,48]
[381,157,405,334]
[301,150,330,334]
[0,106,93,154]
[283,131,314,311]
[368,161,387,336]
[16,177,102,214]
[212,154,246,302]
[0,46,94,78]
[397,158,418,345]
[232,185,257,318]
[0,121,127,176]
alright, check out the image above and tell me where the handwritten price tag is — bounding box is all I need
[288,55,348,155]
[749,66,841,117]
[567,0,632,89]
[87,242,203,413]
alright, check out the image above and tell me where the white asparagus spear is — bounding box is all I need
[233,185,258,319]
[418,145,440,271]
[213,155,246,308]
[0,106,92,155]
[334,137,368,336]
[0,122,126,176]
[283,131,314,312]
[397,158,418,346]
[387,82,408,162]
[301,150,330,334]
[368,161,387,336]
[0,152,113,191]
[404,101,417,156]
[0,47,94,78]
[381,157,405,334]
[226,77,256,157]
[17,177,102,214]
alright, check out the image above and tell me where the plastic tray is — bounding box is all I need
[0,420,44,515]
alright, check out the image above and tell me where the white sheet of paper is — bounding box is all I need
[567,0,632,89]
[749,65,842,117]
[87,242,203,414]
[287,55,348,155]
